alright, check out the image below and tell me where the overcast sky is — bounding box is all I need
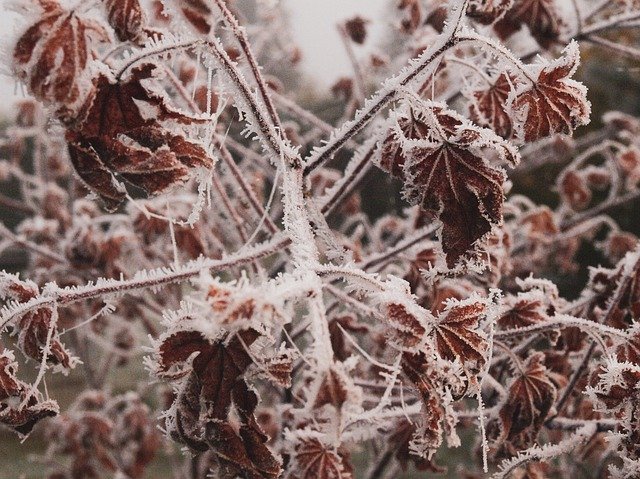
[0,0,388,113]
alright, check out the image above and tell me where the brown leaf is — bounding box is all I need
[344,16,368,44]
[291,439,353,479]
[181,0,213,34]
[384,302,427,348]
[498,353,557,441]
[467,0,514,24]
[313,367,349,409]
[376,101,516,267]
[104,0,145,42]
[0,349,59,437]
[509,42,590,142]
[559,170,591,210]
[494,0,565,48]
[498,295,548,329]
[469,73,516,139]
[430,298,487,367]
[67,64,212,209]
[13,2,109,116]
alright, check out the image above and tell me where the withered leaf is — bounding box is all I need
[13,1,109,115]
[430,299,487,367]
[467,0,513,24]
[0,350,59,437]
[156,328,281,478]
[498,352,557,441]
[104,0,145,42]
[67,64,212,209]
[494,0,564,48]
[313,367,349,409]
[469,72,516,139]
[384,302,427,349]
[498,296,548,330]
[376,102,516,267]
[292,439,353,479]
[509,42,590,142]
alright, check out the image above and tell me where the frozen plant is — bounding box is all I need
[1,0,640,477]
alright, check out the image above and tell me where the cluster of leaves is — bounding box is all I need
[1,0,640,478]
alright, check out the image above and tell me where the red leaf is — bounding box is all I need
[376,101,517,267]
[430,298,487,367]
[469,72,516,139]
[104,0,145,42]
[291,439,353,479]
[498,295,548,330]
[494,0,565,48]
[13,2,108,115]
[498,353,557,441]
[67,64,212,209]
[509,42,591,142]
[467,0,514,25]
[0,349,59,437]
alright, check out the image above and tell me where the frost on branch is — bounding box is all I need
[374,98,519,267]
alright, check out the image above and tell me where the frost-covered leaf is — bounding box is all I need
[467,0,514,25]
[13,1,109,117]
[508,42,591,142]
[469,72,517,139]
[290,439,353,479]
[104,0,146,42]
[0,349,59,438]
[430,296,487,367]
[67,63,212,209]
[375,100,518,267]
[498,352,557,441]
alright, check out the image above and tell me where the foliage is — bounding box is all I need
[1,0,640,477]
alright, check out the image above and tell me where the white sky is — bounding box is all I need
[0,0,388,114]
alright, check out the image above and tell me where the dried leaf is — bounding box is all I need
[509,42,590,142]
[494,0,565,48]
[104,0,145,42]
[291,439,353,479]
[430,298,487,367]
[13,2,109,116]
[498,353,557,441]
[469,73,516,139]
[376,101,517,267]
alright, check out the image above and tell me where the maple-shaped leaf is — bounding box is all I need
[498,293,549,329]
[469,72,516,139]
[494,0,565,48]
[375,100,518,267]
[498,352,557,441]
[429,297,487,368]
[67,64,212,209]
[291,439,353,479]
[13,1,109,116]
[508,42,591,142]
[104,0,146,42]
[0,349,59,437]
